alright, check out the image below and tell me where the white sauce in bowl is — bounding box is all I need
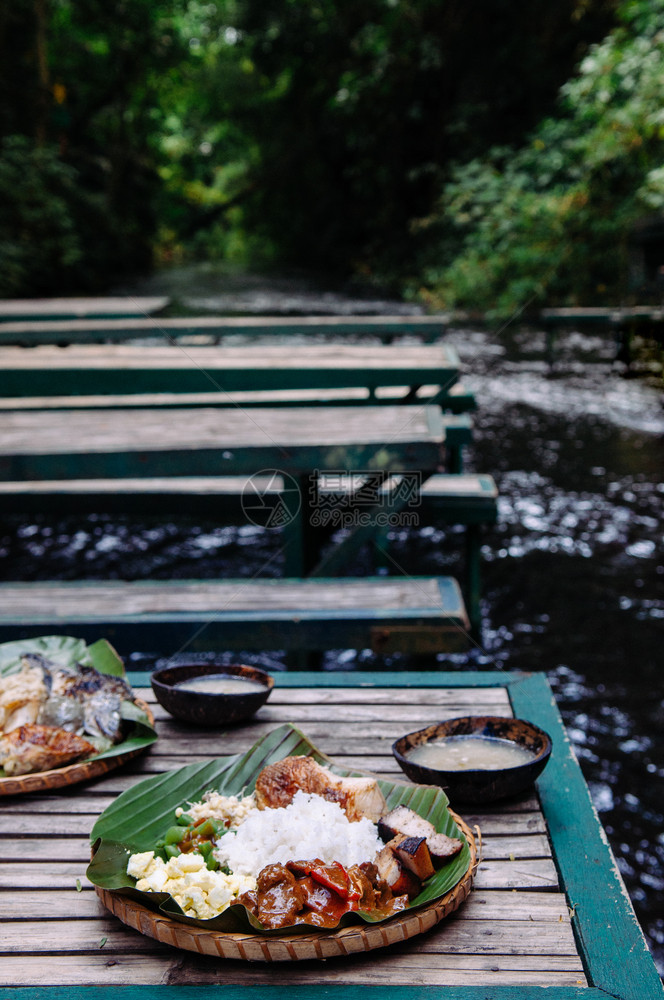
[173,674,267,695]
[406,735,537,771]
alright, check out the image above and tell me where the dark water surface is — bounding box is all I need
[1,293,662,972]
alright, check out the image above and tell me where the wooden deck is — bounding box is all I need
[1,671,661,997]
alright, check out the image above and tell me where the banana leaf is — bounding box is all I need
[0,634,156,775]
[87,723,471,934]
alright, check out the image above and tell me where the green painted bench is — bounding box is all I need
[0,472,496,631]
[0,576,470,655]
[0,312,450,345]
[539,305,664,365]
[0,296,170,322]
[0,403,471,481]
[0,402,472,577]
[0,341,468,412]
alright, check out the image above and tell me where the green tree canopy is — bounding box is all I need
[0,0,635,299]
[422,0,664,315]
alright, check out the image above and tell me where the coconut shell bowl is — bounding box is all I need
[150,663,274,726]
[392,715,552,804]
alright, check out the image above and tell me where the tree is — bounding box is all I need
[0,0,185,294]
[422,0,664,314]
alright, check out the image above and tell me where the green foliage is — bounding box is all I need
[0,0,185,295]
[0,136,84,297]
[0,0,635,298]
[222,0,616,282]
[423,0,664,315]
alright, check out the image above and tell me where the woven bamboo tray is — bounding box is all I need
[95,811,479,962]
[0,699,155,796]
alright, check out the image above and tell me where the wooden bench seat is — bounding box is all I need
[0,404,471,480]
[0,342,462,410]
[0,296,169,322]
[0,471,496,518]
[0,380,477,414]
[0,313,449,345]
[0,576,470,655]
[0,472,495,632]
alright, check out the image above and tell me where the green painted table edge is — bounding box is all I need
[8,671,660,1000]
[0,988,613,999]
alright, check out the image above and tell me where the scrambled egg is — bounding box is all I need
[127,850,256,920]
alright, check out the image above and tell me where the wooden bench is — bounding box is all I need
[539,305,664,365]
[0,296,169,322]
[0,576,470,655]
[0,472,495,632]
[0,403,471,480]
[0,313,450,346]
[0,402,472,575]
[0,332,478,645]
[0,341,467,411]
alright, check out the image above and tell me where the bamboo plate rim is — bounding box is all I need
[0,698,155,796]
[95,810,479,963]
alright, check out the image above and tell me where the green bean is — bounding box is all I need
[164,844,181,859]
[164,825,185,845]
[193,819,217,838]
[176,812,193,826]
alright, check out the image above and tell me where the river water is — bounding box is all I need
[1,270,662,972]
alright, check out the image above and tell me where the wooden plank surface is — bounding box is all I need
[0,342,459,399]
[0,313,448,345]
[0,577,443,613]
[0,383,476,412]
[0,472,494,498]
[0,403,456,485]
[0,577,471,654]
[0,681,587,989]
[0,341,458,370]
[0,297,169,321]
[0,403,443,454]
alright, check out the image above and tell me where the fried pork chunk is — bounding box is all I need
[378,805,464,865]
[254,756,387,822]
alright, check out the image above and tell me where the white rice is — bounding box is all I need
[214,790,383,879]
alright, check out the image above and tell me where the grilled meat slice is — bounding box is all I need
[0,723,97,775]
[254,756,386,822]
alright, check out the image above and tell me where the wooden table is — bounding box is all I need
[1,670,661,998]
